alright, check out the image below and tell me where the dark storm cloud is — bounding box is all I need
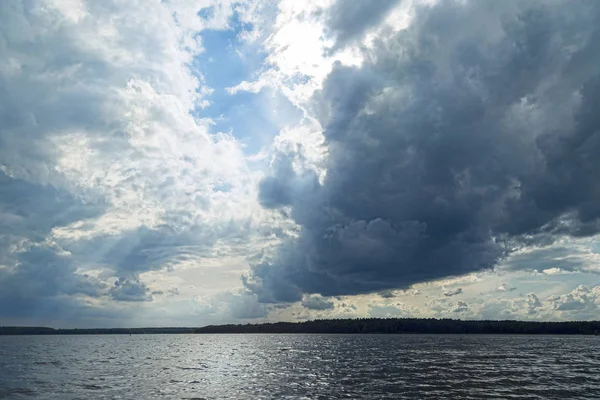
[325,0,402,52]
[258,151,320,209]
[249,0,600,302]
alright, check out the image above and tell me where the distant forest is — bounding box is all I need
[194,318,600,335]
[2,318,600,335]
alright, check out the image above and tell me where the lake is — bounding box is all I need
[1,334,599,399]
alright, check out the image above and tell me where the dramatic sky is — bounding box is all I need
[1,0,600,328]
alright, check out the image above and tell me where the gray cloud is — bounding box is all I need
[63,225,219,275]
[227,292,269,319]
[466,287,600,320]
[0,244,104,299]
[301,294,335,310]
[550,285,598,312]
[501,244,597,274]
[428,298,470,316]
[0,0,263,325]
[378,289,396,298]
[150,288,181,297]
[325,0,402,52]
[0,171,106,318]
[201,291,269,320]
[453,301,469,313]
[527,294,542,313]
[250,0,600,302]
[109,277,152,302]
[0,242,108,324]
[0,172,104,236]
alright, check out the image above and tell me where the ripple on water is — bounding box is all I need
[1,335,600,399]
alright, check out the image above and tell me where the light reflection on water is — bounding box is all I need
[1,334,600,399]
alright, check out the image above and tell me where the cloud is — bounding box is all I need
[542,267,574,276]
[453,301,469,313]
[443,288,463,297]
[368,302,417,318]
[0,243,104,300]
[150,287,179,297]
[554,296,586,311]
[500,241,600,274]
[378,289,396,298]
[526,294,543,314]
[479,286,600,320]
[3,0,600,327]
[0,240,113,325]
[0,171,106,312]
[224,291,269,319]
[324,0,402,52]
[497,283,516,292]
[109,278,152,302]
[428,298,470,316]
[0,0,269,324]
[247,0,600,302]
[301,294,335,310]
[550,285,600,313]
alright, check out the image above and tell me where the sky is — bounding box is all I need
[1,0,600,328]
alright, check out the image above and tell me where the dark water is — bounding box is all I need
[1,334,600,399]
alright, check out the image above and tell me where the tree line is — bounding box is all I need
[2,318,599,335]
[194,318,600,335]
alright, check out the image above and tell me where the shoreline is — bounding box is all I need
[2,318,600,336]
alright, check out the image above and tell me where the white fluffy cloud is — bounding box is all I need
[0,0,280,325]
[550,285,600,314]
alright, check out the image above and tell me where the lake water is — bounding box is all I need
[1,334,599,399]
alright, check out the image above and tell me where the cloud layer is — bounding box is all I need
[249,0,600,302]
[2,0,600,326]
[0,0,271,325]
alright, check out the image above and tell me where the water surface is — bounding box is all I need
[1,334,599,399]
